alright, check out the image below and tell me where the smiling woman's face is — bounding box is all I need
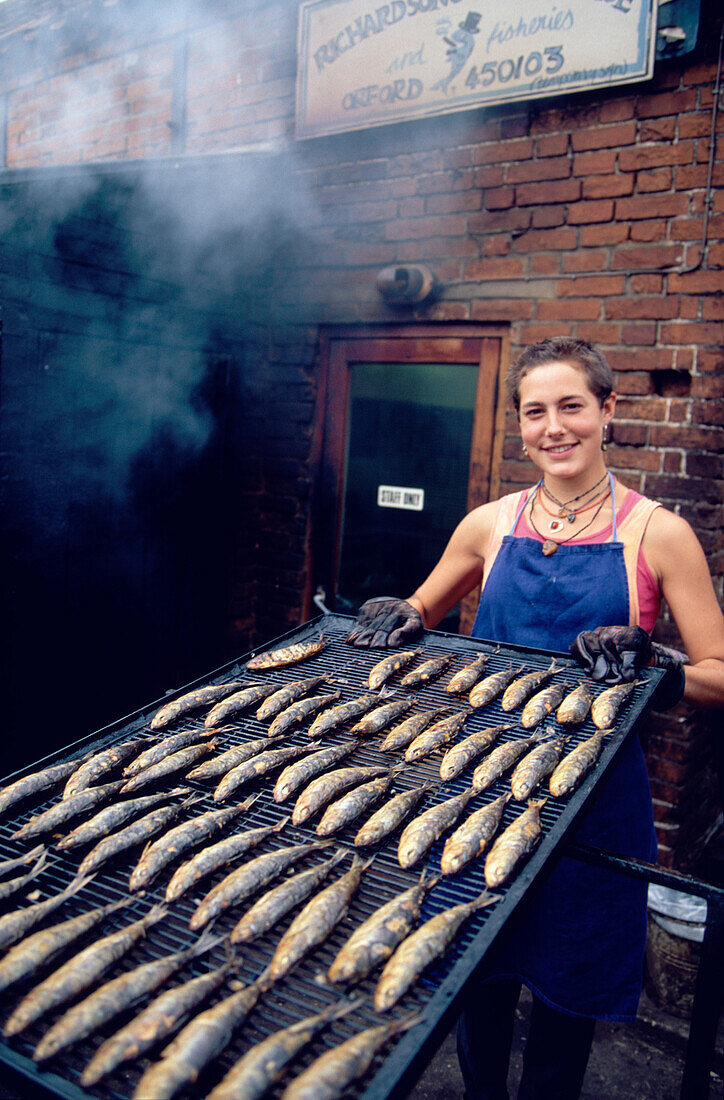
[518,360,616,482]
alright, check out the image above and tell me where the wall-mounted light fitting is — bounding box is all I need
[376,264,436,305]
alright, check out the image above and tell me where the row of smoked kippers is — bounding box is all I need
[0,631,640,1100]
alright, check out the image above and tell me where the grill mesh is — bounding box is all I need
[0,614,659,1100]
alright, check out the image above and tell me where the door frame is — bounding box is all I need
[305,324,510,633]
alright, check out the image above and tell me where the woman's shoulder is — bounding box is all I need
[639,497,704,581]
[456,489,529,547]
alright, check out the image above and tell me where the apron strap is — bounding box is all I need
[481,489,531,590]
[618,495,661,626]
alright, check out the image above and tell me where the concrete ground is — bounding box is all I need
[407,986,724,1100]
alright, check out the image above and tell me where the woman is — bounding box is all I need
[347,337,724,1099]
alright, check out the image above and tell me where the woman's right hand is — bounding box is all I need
[345,597,424,648]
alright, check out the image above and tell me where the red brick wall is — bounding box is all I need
[0,0,722,867]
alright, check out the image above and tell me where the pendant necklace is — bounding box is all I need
[537,486,611,534]
[529,489,611,556]
[540,471,609,521]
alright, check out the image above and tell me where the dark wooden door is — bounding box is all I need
[310,326,506,636]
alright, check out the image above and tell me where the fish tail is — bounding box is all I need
[254,963,277,994]
[65,870,96,894]
[324,996,365,1022]
[273,815,291,833]
[189,927,225,958]
[144,903,169,927]
[473,890,501,911]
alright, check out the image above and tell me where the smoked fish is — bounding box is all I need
[230,850,348,945]
[368,650,419,690]
[32,929,219,1063]
[256,675,329,721]
[591,681,639,728]
[549,729,612,797]
[206,1000,358,1100]
[62,739,146,799]
[12,779,125,840]
[3,904,167,1037]
[292,765,388,827]
[129,800,251,892]
[439,724,513,781]
[404,710,470,763]
[484,799,546,888]
[471,733,547,792]
[316,769,403,837]
[124,729,215,778]
[469,665,526,709]
[120,741,218,794]
[556,681,594,725]
[520,681,571,729]
[510,735,568,800]
[440,793,511,876]
[246,634,328,671]
[0,874,92,953]
[150,683,247,730]
[80,959,236,1087]
[397,787,479,869]
[0,849,47,903]
[267,856,373,982]
[0,845,45,878]
[399,652,455,688]
[213,743,322,802]
[204,683,280,728]
[57,787,189,851]
[327,870,438,985]
[279,1015,422,1100]
[445,654,489,695]
[373,891,498,1012]
[165,813,286,902]
[0,897,130,995]
[501,660,560,712]
[189,841,332,931]
[379,707,451,753]
[354,783,436,848]
[267,691,343,738]
[188,739,285,781]
[307,693,380,738]
[78,796,202,878]
[132,973,271,1100]
[273,741,360,803]
[349,697,414,737]
[0,756,93,817]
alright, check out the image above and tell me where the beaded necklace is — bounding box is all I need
[540,470,609,519]
[528,488,612,556]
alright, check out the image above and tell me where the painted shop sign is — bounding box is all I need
[296,0,658,138]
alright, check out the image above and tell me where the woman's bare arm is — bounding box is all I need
[407,503,497,629]
[644,508,724,708]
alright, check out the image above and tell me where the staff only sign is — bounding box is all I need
[295,0,658,138]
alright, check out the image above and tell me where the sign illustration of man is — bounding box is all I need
[432,11,481,94]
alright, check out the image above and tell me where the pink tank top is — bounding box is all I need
[490,486,661,632]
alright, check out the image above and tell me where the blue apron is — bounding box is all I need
[470,478,656,1020]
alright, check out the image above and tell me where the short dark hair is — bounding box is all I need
[506,338,614,412]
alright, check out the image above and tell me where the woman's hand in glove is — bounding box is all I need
[570,624,687,709]
[346,597,424,648]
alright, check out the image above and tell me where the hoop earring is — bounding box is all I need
[602,423,610,451]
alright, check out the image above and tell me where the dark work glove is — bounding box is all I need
[346,597,424,648]
[570,625,686,709]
